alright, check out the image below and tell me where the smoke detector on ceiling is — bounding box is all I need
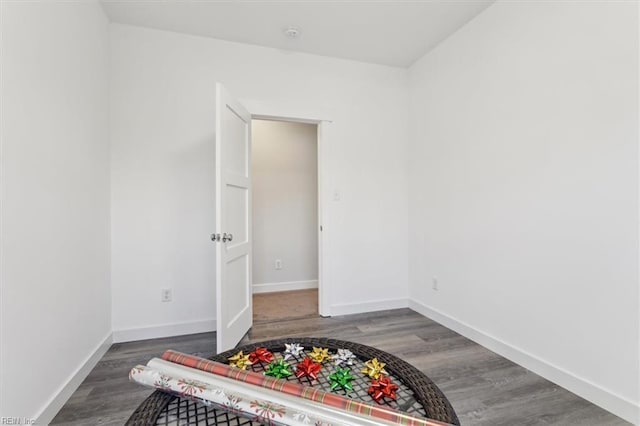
[283,26,301,39]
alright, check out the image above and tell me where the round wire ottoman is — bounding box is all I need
[126,337,460,426]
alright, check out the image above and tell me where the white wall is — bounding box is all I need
[109,23,409,338]
[407,1,639,422]
[0,1,111,422]
[252,120,318,291]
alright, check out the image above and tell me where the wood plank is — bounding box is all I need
[50,309,630,425]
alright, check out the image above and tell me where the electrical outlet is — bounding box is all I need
[161,288,172,302]
[432,277,439,291]
[275,259,282,270]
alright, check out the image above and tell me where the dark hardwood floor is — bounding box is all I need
[51,308,630,425]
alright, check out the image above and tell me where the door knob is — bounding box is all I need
[222,233,233,242]
[210,233,220,242]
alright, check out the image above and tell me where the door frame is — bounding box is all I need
[248,106,331,318]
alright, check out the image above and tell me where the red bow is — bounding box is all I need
[368,377,399,403]
[248,347,274,364]
[295,357,322,381]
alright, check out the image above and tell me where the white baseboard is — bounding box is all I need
[331,297,409,316]
[408,299,640,425]
[253,280,318,294]
[35,332,113,425]
[112,319,216,343]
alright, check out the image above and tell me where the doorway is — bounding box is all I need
[250,119,320,323]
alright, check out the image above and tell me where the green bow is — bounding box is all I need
[264,359,293,379]
[329,368,354,392]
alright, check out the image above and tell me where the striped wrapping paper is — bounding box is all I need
[162,349,451,426]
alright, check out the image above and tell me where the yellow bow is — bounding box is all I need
[228,351,253,370]
[308,347,331,363]
[362,358,388,379]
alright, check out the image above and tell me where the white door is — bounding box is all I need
[213,83,252,353]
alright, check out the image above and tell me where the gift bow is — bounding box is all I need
[308,347,332,364]
[227,351,252,370]
[328,368,354,391]
[248,347,274,364]
[361,357,388,379]
[368,377,399,402]
[295,357,322,380]
[264,359,293,379]
[332,348,357,366]
[283,343,304,360]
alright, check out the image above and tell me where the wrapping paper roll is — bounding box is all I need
[130,363,341,426]
[161,350,450,426]
[146,358,397,426]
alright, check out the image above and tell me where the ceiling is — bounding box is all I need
[100,1,495,68]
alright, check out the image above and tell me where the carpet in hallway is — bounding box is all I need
[253,288,318,323]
